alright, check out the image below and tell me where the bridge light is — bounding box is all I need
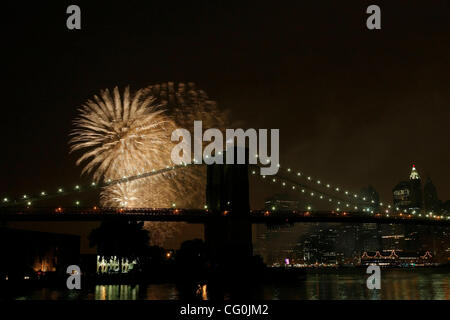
[262,175,266,179]
[204,205,208,209]
[301,189,305,193]
[282,182,286,186]
[75,185,80,190]
[271,206,276,211]
[354,206,358,210]
[386,214,389,217]
[310,192,314,196]
[380,202,383,206]
[172,203,176,208]
[58,188,63,193]
[329,198,332,202]
[91,182,96,186]
[272,178,276,182]
[75,201,80,206]
[297,172,301,176]
[326,184,330,188]
[363,197,366,201]
[388,205,391,209]
[27,201,31,206]
[346,204,349,207]
[41,191,46,196]
[371,200,375,203]
[354,194,357,198]
[345,191,349,195]
[266,159,270,163]
[23,195,27,199]
[292,186,296,190]
[277,163,280,168]
[287,168,291,172]
[336,208,340,211]
[335,187,340,191]
[317,180,321,184]
[3,198,8,202]
[255,154,258,158]
[307,206,311,210]
[252,171,256,174]
[337,201,341,205]
[307,176,311,180]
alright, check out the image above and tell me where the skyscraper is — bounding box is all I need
[392,164,423,211]
[424,177,440,212]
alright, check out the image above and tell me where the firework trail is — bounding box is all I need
[70,82,227,245]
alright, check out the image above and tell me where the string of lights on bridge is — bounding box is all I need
[251,163,447,220]
[253,168,381,213]
[1,158,447,220]
[0,162,193,208]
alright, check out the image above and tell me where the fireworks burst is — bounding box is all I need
[69,86,174,182]
[70,82,227,245]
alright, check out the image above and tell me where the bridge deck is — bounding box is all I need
[1,208,448,226]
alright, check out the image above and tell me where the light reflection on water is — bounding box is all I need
[10,270,450,300]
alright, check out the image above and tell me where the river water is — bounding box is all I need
[8,269,450,300]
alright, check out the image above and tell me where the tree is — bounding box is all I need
[89,221,150,272]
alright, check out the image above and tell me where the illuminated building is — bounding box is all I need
[392,164,423,211]
[356,223,381,252]
[96,256,137,274]
[360,250,434,267]
[297,225,342,265]
[0,228,80,280]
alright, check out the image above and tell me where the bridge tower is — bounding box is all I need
[204,147,253,268]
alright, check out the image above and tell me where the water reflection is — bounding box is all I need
[7,270,449,300]
[195,284,208,300]
[94,285,139,300]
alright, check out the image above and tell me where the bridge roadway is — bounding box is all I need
[1,208,449,226]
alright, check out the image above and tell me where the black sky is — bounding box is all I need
[2,0,450,211]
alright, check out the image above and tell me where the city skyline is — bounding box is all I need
[1,1,450,305]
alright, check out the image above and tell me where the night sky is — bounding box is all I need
[2,1,450,247]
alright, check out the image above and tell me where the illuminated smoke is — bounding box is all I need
[70,82,227,245]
